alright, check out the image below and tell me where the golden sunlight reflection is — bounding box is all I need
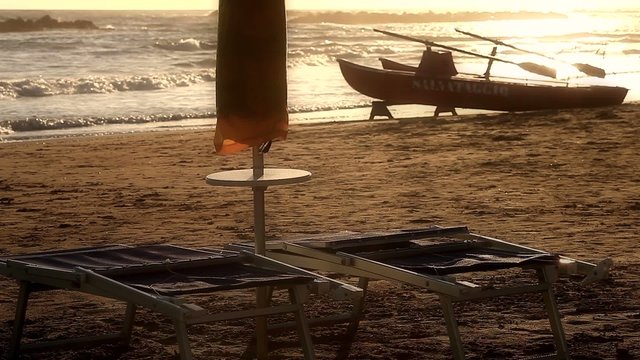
[286,0,637,13]
[440,12,637,81]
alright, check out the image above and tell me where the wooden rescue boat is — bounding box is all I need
[340,29,628,117]
[339,58,628,112]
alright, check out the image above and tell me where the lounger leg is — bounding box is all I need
[347,277,369,335]
[289,286,316,360]
[256,286,270,360]
[439,295,465,360]
[174,316,194,360]
[539,267,569,360]
[8,281,31,360]
[120,302,137,345]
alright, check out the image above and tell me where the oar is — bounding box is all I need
[374,28,556,79]
[455,28,606,78]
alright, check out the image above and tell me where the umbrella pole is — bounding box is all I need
[252,147,266,255]
[205,148,311,359]
[251,146,269,359]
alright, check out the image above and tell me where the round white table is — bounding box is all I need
[205,168,311,188]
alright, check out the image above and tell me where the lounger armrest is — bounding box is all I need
[580,258,613,285]
[556,256,612,284]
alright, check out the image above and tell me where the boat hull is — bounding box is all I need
[339,59,628,112]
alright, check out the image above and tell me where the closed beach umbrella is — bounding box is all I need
[214,0,288,154]
[210,0,310,257]
[211,4,311,356]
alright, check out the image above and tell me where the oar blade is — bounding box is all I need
[574,63,606,78]
[519,62,557,79]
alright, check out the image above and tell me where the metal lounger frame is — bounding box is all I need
[229,225,612,360]
[0,246,362,360]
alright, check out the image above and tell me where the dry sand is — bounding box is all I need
[0,104,639,359]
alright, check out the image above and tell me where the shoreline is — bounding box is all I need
[9,100,640,143]
[0,105,454,143]
[1,104,639,359]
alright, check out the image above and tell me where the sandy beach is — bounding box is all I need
[1,104,639,359]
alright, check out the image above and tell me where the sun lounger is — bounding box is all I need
[0,244,361,360]
[228,225,612,360]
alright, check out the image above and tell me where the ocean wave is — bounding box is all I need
[153,38,215,52]
[0,112,215,132]
[287,11,567,25]
[540,32,634,42]
[174,58,216,68]
[620,34,640,43]
[0,103,370,133]
[288,103,369,113]
[287,45,394,66]
[0,71,215,98]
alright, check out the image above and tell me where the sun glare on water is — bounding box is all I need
[443,9,637,81]
[286,0,635,13]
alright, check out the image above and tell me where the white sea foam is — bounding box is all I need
[153,38,215,51]
[0,71,215,98]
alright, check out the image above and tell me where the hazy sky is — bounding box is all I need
[0,0,636,12]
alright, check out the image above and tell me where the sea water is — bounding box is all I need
[0,9,638,141]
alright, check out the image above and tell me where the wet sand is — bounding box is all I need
[1,104,639,359]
